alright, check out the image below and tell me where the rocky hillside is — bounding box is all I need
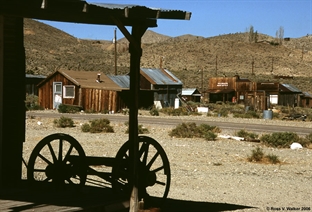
[24,18,312,93]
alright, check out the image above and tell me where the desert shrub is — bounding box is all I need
[296,133,312,148]
[218,107,229,117]
[235,129,258,140]
[149,108,159,116]
[25,94,43,110]
[198,123,221,133]
[233,110,260,119]
[81,118,114,133]
[58,104,81,113]
[53,116,75,128]
[160,107,189,116]
[81,123,91,132]
[265,154,280,164]
[204,131,218,141]
[248,147,281,164]
[124,121,149,134]
[169,122,218,141]
[248,147,264,162]
[260,132,299,148]
[304,132,312,143]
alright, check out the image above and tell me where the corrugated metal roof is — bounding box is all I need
[89,3,191,20]
[26,74,46,79]
[140,68,182,85]
[182,88,197,95]
[107,75,130,89]
[280,84,302,93]
[302,92,312,98]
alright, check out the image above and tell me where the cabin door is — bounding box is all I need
[53,82,62,109]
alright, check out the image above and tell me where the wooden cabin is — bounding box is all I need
[37,70,127,112]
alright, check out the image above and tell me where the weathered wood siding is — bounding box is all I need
[300,97,312,108]
[236,81,253,91]
[256,82,279,94]
[279,94,300,107]
[81,88,124,112]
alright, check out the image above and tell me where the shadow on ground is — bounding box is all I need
[0,181,256,212]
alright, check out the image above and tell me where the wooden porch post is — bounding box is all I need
[128,25,147,212]
[0,15,25,189]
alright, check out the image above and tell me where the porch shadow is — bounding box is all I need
[0,181,256,212]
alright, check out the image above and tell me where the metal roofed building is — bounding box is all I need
[279,83,302,107]
[181,88,201,103]
[140,68,183,108]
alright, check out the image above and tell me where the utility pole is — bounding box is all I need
[201,69,203,91]
[114,28,117,75]
[252,56,254,75]
[215,55,218,76]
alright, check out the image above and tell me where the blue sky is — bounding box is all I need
[38,0,311,40]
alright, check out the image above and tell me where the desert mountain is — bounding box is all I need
[24,19,312,93]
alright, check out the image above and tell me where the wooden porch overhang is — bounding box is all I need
[0,1,191,211]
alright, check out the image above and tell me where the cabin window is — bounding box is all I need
[63,85,75,98]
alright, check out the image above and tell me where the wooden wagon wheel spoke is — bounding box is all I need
[58,138,63,161]
[63,144,74,163]
[139,142,149,166]
[47,143,57,163]
[38,153,53,165]
[146,152,160,170]
[112,136,171,207]
[27,133,87,190]
[155,180,166,186]
[151,165,164,174]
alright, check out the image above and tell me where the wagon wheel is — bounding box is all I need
[27,133,87,190]
[112,136,171,206]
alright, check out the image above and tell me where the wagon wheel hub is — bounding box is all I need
[45,163,73,181]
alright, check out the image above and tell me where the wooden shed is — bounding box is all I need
[300,92,312,108]
[37,70,127,112]
[181,88,201,103]
[140,68,183,108]
[278,83,302,107]
[26,74,46,95]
